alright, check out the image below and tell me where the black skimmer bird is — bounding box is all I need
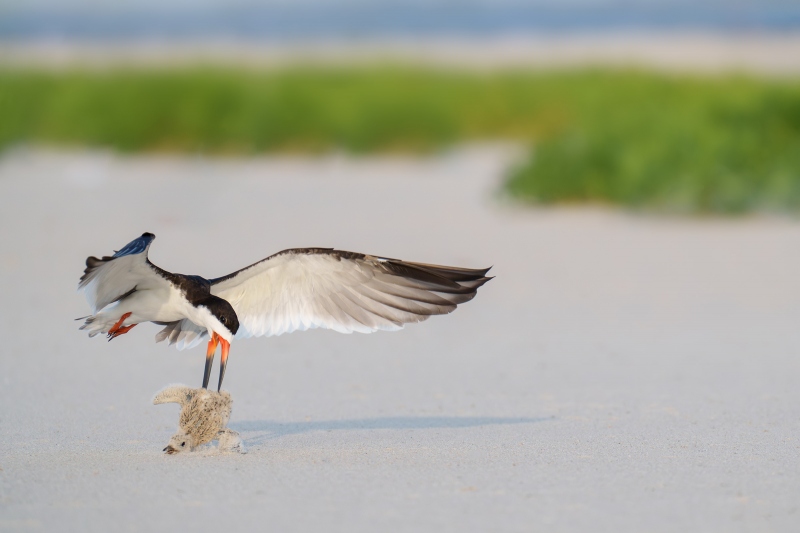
[78,233,492,391]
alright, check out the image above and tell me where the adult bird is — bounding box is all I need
[78,233,492,391]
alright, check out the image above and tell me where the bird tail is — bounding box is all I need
[77,306,131,338]
[76,315,105,337]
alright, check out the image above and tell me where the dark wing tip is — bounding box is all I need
[79,255,111,286]
[79,233,156,288]
[384,260,493,286]
[376,260,493,303]
[85,255,104,268]
[112,233,155,259]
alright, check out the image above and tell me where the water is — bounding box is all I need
[3,1,800,39]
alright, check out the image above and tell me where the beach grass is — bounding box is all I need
[1,67,799,213]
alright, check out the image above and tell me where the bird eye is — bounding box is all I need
[181,442,186,447]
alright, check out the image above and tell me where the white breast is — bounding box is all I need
[123,283,193,324]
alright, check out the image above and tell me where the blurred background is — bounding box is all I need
[3,0,800,38]
[1,0,800,213]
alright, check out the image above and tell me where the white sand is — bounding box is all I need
[3,33,800,75]
[0,146,799,531]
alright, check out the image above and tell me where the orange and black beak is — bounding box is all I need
[202,332,232,391]
[202,333,220,389]
[217,338,230,392]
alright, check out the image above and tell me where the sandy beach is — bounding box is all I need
[0,145,799,531]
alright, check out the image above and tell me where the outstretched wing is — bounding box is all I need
[78,232,170,313]
[209,248,492,338]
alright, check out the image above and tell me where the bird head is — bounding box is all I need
[198,296,240,343]
[198,296,240,390]
[163,431,195,454]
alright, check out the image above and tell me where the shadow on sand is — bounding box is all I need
[230,416,551,445]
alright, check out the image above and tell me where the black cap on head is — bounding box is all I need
[202,296,240,335]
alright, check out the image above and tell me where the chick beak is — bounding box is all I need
[164,445,178,455]
[202,333,220,389]
[217,338,230,391]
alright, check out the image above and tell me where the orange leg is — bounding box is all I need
[108,312,132,335]
[110,323,137,338]
[107,312,136,341]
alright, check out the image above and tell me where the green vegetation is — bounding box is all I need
[1,67,799,213]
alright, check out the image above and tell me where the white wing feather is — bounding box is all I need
[210,249,490,339]
[78,234,170,314]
